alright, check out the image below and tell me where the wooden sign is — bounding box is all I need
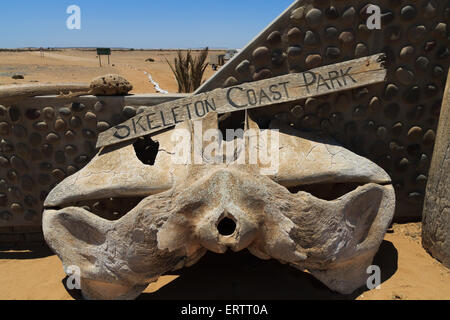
[96,48,111,67]
[97,54,387,149]
[97,48,111,56]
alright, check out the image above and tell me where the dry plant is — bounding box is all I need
[166,47,209,93]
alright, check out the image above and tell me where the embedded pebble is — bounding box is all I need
[324,27,338,39]
[338,31,354,45]
[94,101,105,113]
[433,66,444,78]
[223,77,238,88]
[65,145,78,156]
[8,106,21,122]
[41,144,54,158]
[408,25,427,43]
[33,121,48,131]
[425,84,438,97]
[423,130,436,145]
[70,116,82,128]
[236,60,251,74]
[71,102,86,112]
[400,46,414,60]
[437,47,450,60]
[401,5,416,20]
[342,6,356,24]
[84,112,97,122]
[290,7,304,21]
[271,50,286,66]
[369,96,381,112]
[252,47,271,65]
[97,122,110,132]
[287,27,302,44]
[46,133,60,144]
[59,107,71,117]
[43,107,55,119]
[354,43,368,58]
[304,31,320,46]
[65,130,76,140]
[122,106,137,118]
[407,126,423,141]
[52,169,66,181]
[267,31,282,45]
[305,8,323,28]
[326,47,340,59]
[423,1,437,19]
[26,109,41,120]
[397,158,410,171]
[385,26,402,42]
[0,156,9,168]
[0,105,6,119]
[54,118,67,132]
[82,129,96,139]
[384,84,399,100]
[424,41,436,53]
[396,67,414,85]
[434,23,447,38]
[253,69,272,81]
[0,193,7,206]
[10,156,27,171]
[415,56,430,71]
[305,55,322,68]
[0,122,9,137]
[11,203,24,214]
[287,46,302,59]
[325,6,339,19]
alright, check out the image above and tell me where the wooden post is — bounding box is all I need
[422,69,450,268]
[99,55,102,67]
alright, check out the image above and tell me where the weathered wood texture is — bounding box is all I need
[97,54,386,148]
[422,70,450,268]
[0,83,90,101]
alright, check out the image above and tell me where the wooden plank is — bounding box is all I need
[97,54,387,149]
[0,83,90,100]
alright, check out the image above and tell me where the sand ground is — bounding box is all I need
[0,49,224,94]
[0,223,448,300]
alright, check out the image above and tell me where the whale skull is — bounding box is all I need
[43,112,395,299]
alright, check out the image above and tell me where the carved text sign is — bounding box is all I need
[97,54,386,149]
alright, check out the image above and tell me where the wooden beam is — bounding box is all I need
[97,54,387,149]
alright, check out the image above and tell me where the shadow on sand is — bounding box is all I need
[63,240,398,300]
[0,243,53,260]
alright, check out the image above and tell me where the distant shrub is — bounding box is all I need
[145,58,155,62]
[166,47,209,93]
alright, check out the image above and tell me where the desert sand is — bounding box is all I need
[0,49,225,94]
[0,223,448,300]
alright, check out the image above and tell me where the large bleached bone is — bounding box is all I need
[43,112,395,299]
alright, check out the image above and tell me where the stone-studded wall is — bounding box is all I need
[0,94,187,245]
[197,0,450,221]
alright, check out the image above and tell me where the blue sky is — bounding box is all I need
[0,0,293,49]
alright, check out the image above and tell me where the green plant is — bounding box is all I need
[166,48,209,93]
